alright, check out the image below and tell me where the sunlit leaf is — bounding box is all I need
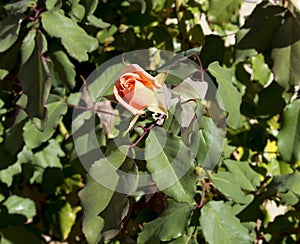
[86,15,110,28]
[30,139,65,183]
[23,95,68,149]
[46,198,80,240]
[208,62,242,129]
[41,11,98,62]
[224,159,260,191]
[3,195,36,220]
[79,147,128,243]
[207,0,242,25]
[200,201,252,244]
[251,54,271,86]
[211,172,253,204]
[0,15,24,53]
[145,127,197,204]
[0,162,21,186]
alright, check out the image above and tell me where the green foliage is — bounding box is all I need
[200,201,252,244]
[0,0,300,243]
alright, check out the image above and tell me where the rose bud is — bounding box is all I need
[113,64,169,116]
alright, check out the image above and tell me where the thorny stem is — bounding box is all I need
[188,180,207,243]
[130,114,165,148]
[65,100,120,117]
[28,6,44,29]
[197,180,207,209]
[194,55,205,81]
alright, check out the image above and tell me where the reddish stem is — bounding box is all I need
[197,180,207,209]
[66,101,119,117]
[194,55,205,81]
[130,114,165,147]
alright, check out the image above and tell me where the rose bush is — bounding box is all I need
[113,64,169,116]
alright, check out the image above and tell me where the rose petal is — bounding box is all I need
[113,85,145,115]
[120,64,160,88]
[129,80,155,110]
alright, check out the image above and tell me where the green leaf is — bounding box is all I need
[251,54,271,86]
[30,139,65,183]
[20,29,36,65]
[99,192,130,240]
[224,160,260,190]
[46,198,79,240]
[4,0,37,14]
[208,62,243,129]
[99,157,138,240]
[266,171,300,205]
[207,0,242,25]
[79,147,128,243]
[4,109,28,155]
[81,0,99,16]
[18,30,51,119]
[79,174,107,244]
[267,158,293,176]
[87,15,110,28]
[48,49,76,90]
[3,195,36,220]
[23,96,68,149]
[0,225,43,244]
[145,127,197,204]
[271,14,300,90]
[278,99,300,162]
[137,199,193,243]
[200,201,252,244]
[45,0,62,11]
[211,172,253,204]
[0,38,20,79]
[162,98,182,135]
[70,0,85,21]
[41,11,98,62]
[0,15,23,53]
[172,77,208,128]
[86,60,123,100]
[0,162,21,186]
[191,117,225,169]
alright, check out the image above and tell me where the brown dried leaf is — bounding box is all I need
[94,100,115,138]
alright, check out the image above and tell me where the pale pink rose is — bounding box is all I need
[113,64,165,115]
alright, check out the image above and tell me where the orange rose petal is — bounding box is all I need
[129,80,155,110]
[120,64,160,88]
[113,85,145,115]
